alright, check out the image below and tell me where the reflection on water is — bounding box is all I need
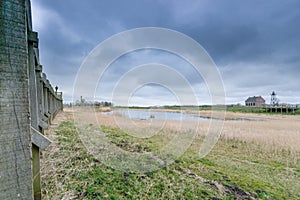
[102,109,217,122]
[100,109,271,122]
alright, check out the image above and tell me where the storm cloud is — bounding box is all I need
[31,0,300,105]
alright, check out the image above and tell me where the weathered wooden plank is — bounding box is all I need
[31,127,51,150]
[1,1,63,199]
[0,0,34,199]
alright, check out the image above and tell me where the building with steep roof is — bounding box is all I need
[245,96,265,107]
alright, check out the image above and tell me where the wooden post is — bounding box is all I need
[42,74,50,123]
[46,81,51,121]
[36,65,44,126]
[1,1,53,199]
[0,0,34,198]
[28,29,43,199]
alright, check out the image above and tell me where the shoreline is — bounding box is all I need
[99,107,282,121]
[92,108,300,151]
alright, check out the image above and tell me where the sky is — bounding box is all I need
[31,0,300,106]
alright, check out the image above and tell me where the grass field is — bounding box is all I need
[161,105,300,115]
[41,108,300,199]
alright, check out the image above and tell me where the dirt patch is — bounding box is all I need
[177,167,257,200]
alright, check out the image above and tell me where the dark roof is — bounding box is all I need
[245,96,265,102]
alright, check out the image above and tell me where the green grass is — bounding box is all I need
[148,105,300,115]
[42,121,300,199]
[225,106,300,115]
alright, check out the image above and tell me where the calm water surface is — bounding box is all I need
[101,109,269,122]
[103,109,218,122]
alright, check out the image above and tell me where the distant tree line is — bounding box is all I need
[70,96,113,107]
[94,101,113,107]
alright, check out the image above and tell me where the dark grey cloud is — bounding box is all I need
[31,0,300,104]
[174,0,300,66]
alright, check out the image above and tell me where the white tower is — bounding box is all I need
[270,91,279,106]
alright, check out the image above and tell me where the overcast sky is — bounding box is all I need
[31,0,300,106]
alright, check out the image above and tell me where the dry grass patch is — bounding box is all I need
[41,108,300,199]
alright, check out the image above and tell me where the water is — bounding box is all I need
[101,109,270,122]
[103,109,218,122]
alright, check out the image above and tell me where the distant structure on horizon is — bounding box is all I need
[270,91,280,106]
[245,96,265,107]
